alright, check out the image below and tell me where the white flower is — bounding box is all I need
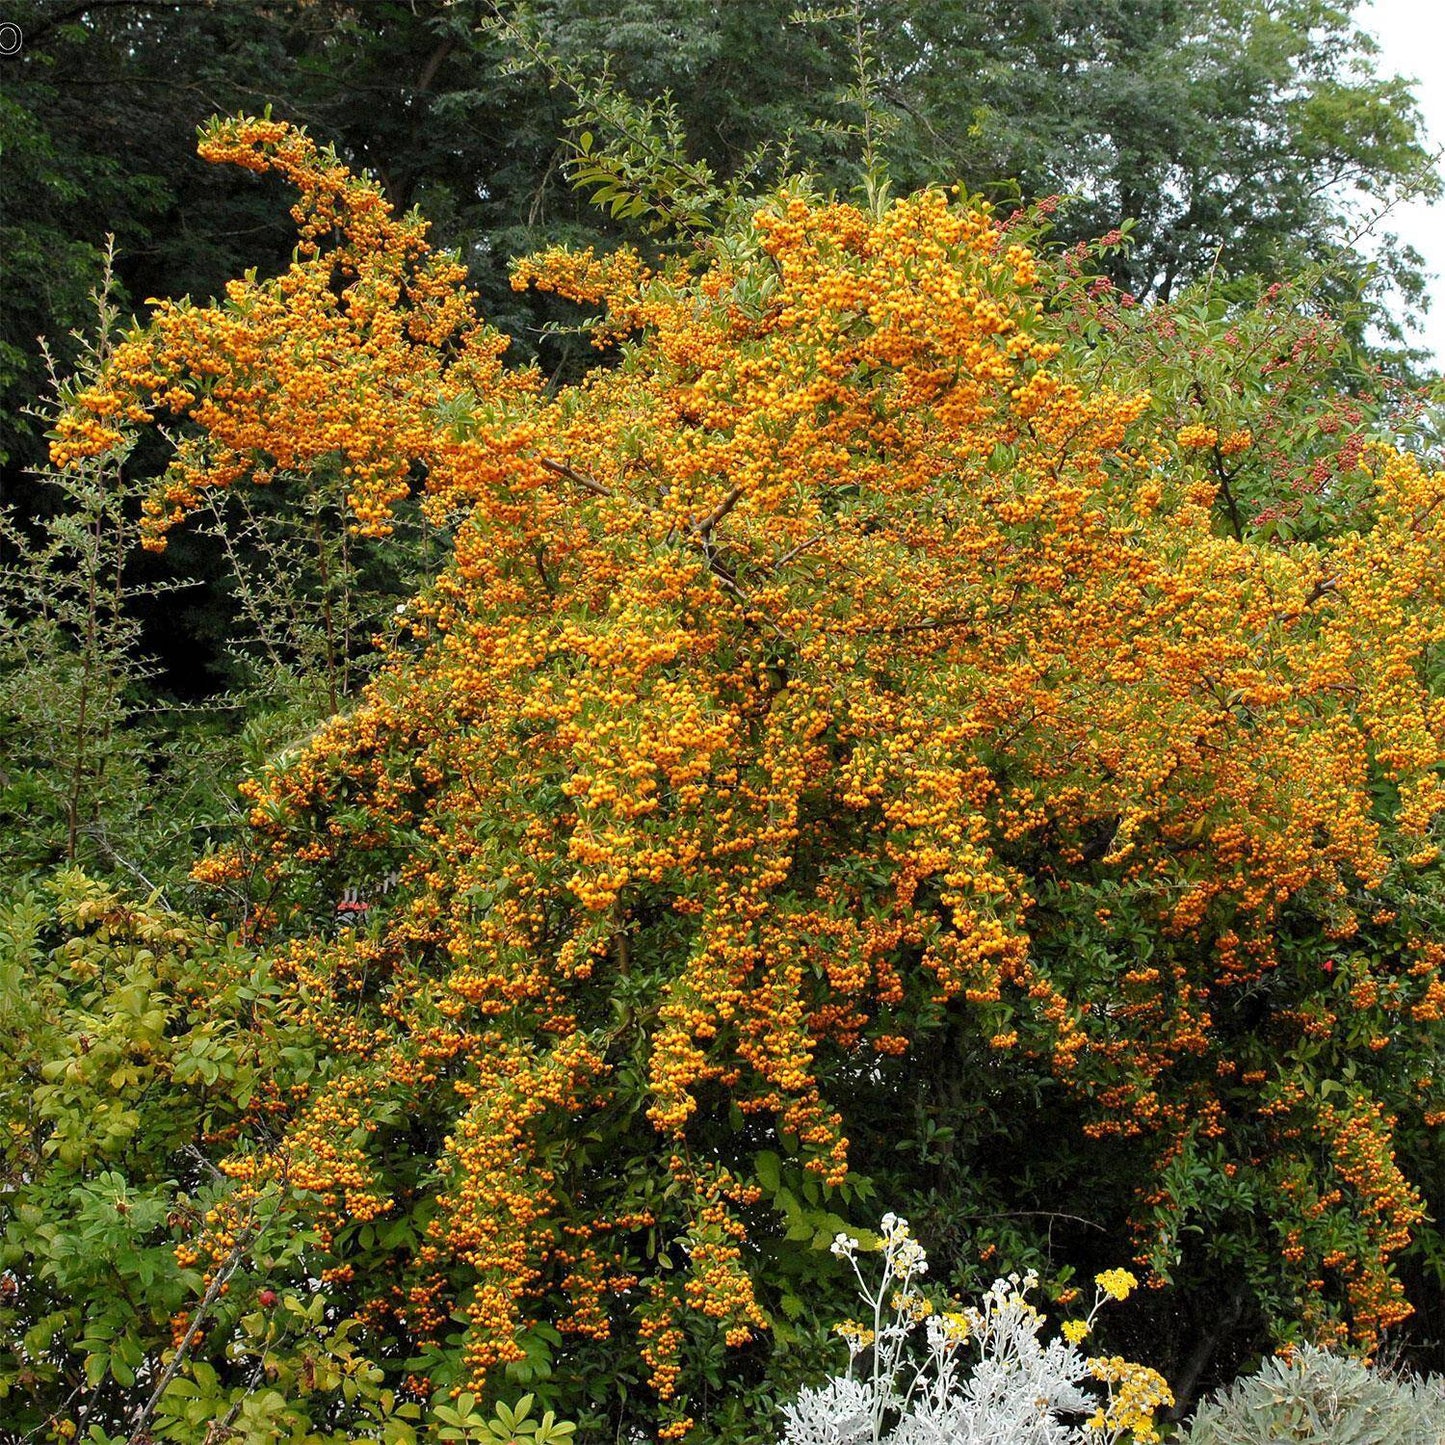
[778,1215,1165,1445]
[894,1238,928,1276]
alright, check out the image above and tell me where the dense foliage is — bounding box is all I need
[9,113,1443,1442]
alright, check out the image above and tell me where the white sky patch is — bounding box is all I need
[1363,0,1445,363]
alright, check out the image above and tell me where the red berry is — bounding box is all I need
[258,1288,277,1308]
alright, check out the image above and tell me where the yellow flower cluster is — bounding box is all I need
[1093,1268,1138,1303]
[1086,1355,1174,1443]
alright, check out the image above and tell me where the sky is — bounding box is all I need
[1363,0,1445,362]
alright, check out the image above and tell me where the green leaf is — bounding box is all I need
[754,1150,781,1194]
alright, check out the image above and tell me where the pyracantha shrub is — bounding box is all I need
[51,116,1445,1437]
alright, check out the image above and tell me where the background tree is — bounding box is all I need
[865,0,1441,315]
[4,0,1438,473]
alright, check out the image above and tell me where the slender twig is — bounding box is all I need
[312,509,339,715]
[1410,492,1445,534]
[64,496,101,861]
[127,1226,257,1444]
[86,826,171,910]
[532,541,558,597]
[540,457,613,498]
[869,614,973,637]
[771,531,825,568]
[1210,440,1246,542]
[957,1208,1105,1232]
[211,1355,271,1438]
[1253,572,1340,643]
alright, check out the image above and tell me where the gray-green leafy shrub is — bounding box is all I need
[1184,1345,1445,1445]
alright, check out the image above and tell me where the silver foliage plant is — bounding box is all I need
[780,1214,1171,1445]
[1183,1344,1445,1445]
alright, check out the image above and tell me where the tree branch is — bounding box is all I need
[127,1223,257,1444]
[539,458,613,498]
[690,485,744,539]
